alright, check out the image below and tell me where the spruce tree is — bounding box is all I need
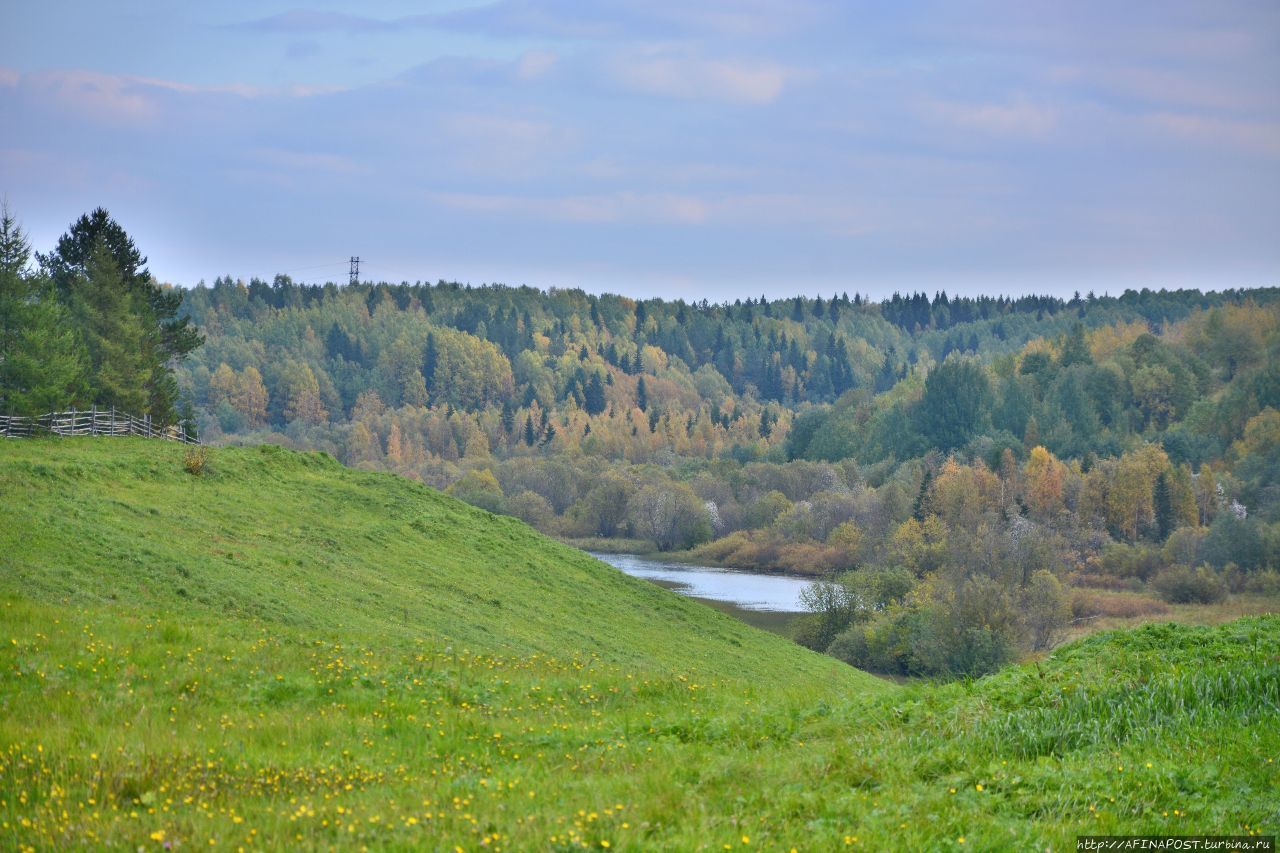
[71,240,150,413]
[584,372,607,415]
[0,205,87,415]
[40,208,201,421]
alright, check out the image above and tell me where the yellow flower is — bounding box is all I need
[975,784,983,792]
[958,837,966,845]
[150,830,165,842]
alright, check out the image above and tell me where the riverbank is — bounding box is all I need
[590,552,815,636]
[561,535,835,579]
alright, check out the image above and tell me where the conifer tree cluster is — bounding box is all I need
[0,205,201,423]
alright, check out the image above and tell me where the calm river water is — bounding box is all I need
[590,552,813,635]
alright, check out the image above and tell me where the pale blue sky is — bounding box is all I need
[2,1,1277,299]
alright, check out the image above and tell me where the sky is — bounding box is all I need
[1,1,1278,300]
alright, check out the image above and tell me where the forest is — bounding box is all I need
[4,206,1279,678]
[174,266,1280,675]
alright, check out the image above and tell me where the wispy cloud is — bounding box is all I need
[1050,64,1277,114]
[231,1,824,41]
[918,97,1058,138]
[608,50,798,105]
[251,148,364,175]
[1145,112,1280,159]
[428,190,709,224]
[7,67,345,127]
[230,10,394,34]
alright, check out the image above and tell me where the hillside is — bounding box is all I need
[0,438,861,684]
[2,439,1277,849]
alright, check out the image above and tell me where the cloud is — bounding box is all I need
[7,68,345,127]
[608,50,796,105]
[21,69,162,124]
[426,188,881,233]
[251,148,363,175]
[230,10,393,34]
[432,112,569,179]
[400,51,560,87]
[285,40,324,62]
[1050,64,1276,114]
[919,98,1058,138]
[516,51,559,80]
[231,1,824,41]
[429,190,709,224]
[1145,112,1280,159]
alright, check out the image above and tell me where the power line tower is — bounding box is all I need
[349,256,360,286]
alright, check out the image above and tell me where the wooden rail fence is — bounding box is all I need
[0,408,198,444]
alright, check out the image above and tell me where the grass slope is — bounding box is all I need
[1,439,1276,850]
[0,439,864,684]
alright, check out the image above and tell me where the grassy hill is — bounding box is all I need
[1,439,1276,849]
[0,438,857,683]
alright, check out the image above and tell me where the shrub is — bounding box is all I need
[1243,570,1280,596]
[1200,513,1266,571]
[1098,541,1163,581]
[1151,565,1227,604]
[1071,591,1169,620]
[826,608,922,675]
[1021,570,1071,651]
[1070,572,1144,592]
[183,446,210,476]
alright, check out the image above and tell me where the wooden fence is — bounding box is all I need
[0,408,198,444]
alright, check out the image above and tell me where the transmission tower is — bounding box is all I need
[349,256,360,285]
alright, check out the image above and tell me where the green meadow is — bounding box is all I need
[1,439,1276,850]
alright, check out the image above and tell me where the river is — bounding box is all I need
[590,552,814,635]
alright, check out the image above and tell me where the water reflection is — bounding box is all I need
[592,553,811,613]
